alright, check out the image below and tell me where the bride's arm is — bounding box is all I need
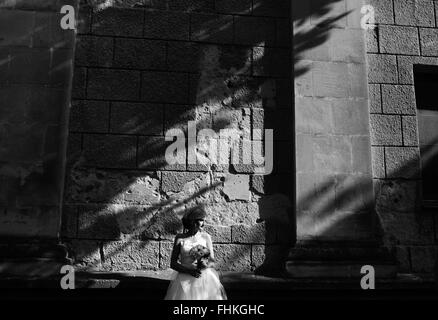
[170,236,201,277]
[205,233,216,267]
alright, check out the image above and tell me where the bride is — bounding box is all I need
[164,207,227,300]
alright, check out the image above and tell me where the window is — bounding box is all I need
[414,65,438,206]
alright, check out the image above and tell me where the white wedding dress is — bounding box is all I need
[164,233,227,300]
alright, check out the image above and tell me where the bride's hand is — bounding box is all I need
[189,269,202,278]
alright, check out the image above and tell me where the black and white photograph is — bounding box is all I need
[0,0,437,316]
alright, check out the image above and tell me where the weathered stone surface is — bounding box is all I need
[367,54,398,84]
[410,246,437,273]
[375,180,420,213]
[366,0,394,24]
[70,100,109,133]
[110,102,163,136]
[419,28,438,56]
[214,244,251,271]
[190,13,234,44]
[82,134,137,168]
[251,244,289,272]
[77,205,120,240]
[102,240,160,271]
[203,224,231,243]
[69,239,101,266]
[397,56,438,84]
[332,98,369,135]
[61,205,77,238]
[92,7,144,37]
[380,25,419,55]
[370,114,403,146]
[169,0,215,13]
[231,223,266,244]
[395,246,411,272]
[234,16,276,46]
[402,116,419,147]
[368,84,381,113]
[365,29,378,53]
[206,202,259,226]
[222,174,250,201]
[114,39,166,70]
[138,136,186,171]
[87,68,140,100]
[216,0,252,14]
[394,0,435,27]
[75,36,113,67]
[385,147,421,179]
[141,71,189,104]
[159,241,173,269]
[144,10,190,40]
[161,171,206,193]
[382,85,416,115]
[252,47,290,78]
[371,147,385,179]
[141,209,184,241]
[295,97,333,135]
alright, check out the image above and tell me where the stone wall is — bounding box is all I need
[62,0,294,273]
[0,1,77,239]
[366,0,438,273]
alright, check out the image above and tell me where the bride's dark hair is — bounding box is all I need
[182,206,207,231]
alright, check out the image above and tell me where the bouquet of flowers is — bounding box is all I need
[189,244,210,270]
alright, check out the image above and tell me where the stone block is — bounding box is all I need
[77,205,120,240]
[159,241,173,269]
[348,63,368,98]
[382,85,416,115]
[214,244,251,271]
[0,9,34,47]
[296,172,337,213]
[402,116,419,147]
[371,146,386,179]
[331,98,369,135]
[141,71,189,104]
[82,134,137,168]
[311,61,349,98]
[295,60,313,97]
[161,171,204,193]
[231,223,266,244]
[92,7,144,37]
[334,174,374,213]
[234,16,276,46]
[366,0,394,24]
[206,202,259,226]
[68,240,101,266]
[102,240,160,271]
[216,0,252,14]
[295,97,333,135]
[140,209,183,241]
[370,114,403,146]
[87,69,140,100]
[222,174,250,201]
[330,29,366,64]
[367,54,398,84]
[77,4,92,34]
[138,136,186,171]
[420,28,438,57]
[385,147,421,179]
[410,246,437,273]
[397,56,438,84]
[190,13,234,44]
[70,100,109,133]
[351,136,372,174]
[169,0,215,12]
[110,102,163,136]
[379,25,419,55]
[312,135,352,173]
[167,41,201,72]
[365,28,378,53]
[9,48,51,84]
[66,133,82,164]
[203,224,231,243]
[144,10,190,40]
[114,38,166,70]
[394,0,435,27]
[368,84,381,113]
[251,245,289,272]
[72,67,86,99]
[375,180,420,213]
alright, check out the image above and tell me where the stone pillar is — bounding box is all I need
[288,0,396,278]
[0,0,78,278]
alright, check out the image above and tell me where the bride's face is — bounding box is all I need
[189,219,204,232]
